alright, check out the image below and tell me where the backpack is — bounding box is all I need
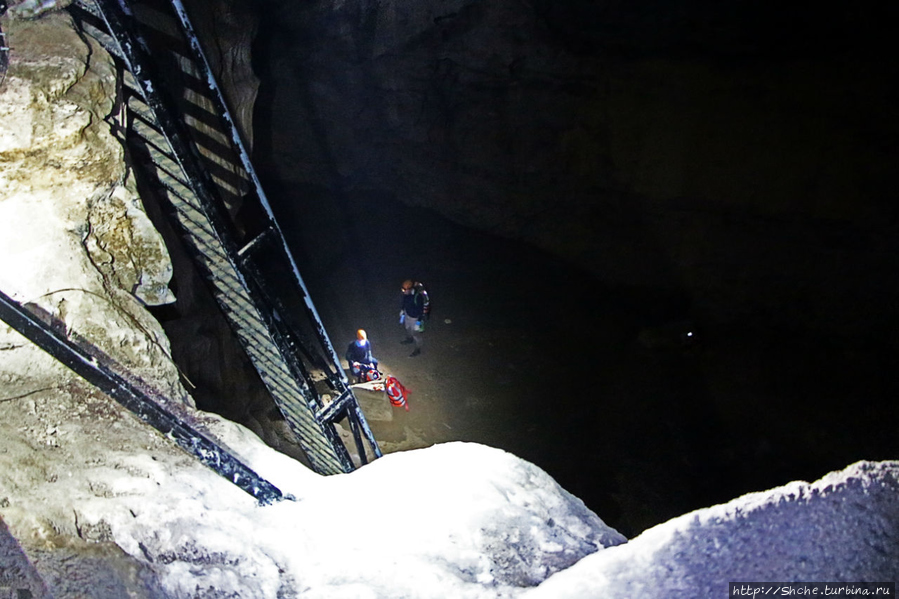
[413,282,431,318]
[385,375,410,411]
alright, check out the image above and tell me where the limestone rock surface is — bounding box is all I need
[253,0,899,336]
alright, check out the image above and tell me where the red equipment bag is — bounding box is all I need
[385,375,410,411]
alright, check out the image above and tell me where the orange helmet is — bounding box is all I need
[356,329,367,341]
[401,280,414,291]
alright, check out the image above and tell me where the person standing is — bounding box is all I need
[399,279,429,357]
[345,329,379,383]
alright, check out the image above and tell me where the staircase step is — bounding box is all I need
[68,0,373,476]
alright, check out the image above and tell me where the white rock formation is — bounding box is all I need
[525,460,899,598]
[0,12,186,401]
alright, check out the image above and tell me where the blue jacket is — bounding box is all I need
[345,340,377,366]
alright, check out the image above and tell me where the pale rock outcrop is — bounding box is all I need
[525,460,899,598]
[0,10,193,595]
[0,12,184,397]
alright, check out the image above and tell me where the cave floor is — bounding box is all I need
[264,181,897,538]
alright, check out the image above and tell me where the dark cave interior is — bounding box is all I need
[149,0,899,537]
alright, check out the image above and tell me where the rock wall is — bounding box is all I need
[0,11,186,400]
[252,0,899,337]
[181,0,260,148]
[0,10,190,595]
[525,460,899,598]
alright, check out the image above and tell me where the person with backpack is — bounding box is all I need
[399,279,430,357]
[345,329,380,383]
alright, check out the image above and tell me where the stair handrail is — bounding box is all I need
[0,288,285,505]
[167,0,349,388]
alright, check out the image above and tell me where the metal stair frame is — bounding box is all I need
[68,0,381,474]
[0,290,285,505]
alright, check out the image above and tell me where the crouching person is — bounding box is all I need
[346,329,380,383]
